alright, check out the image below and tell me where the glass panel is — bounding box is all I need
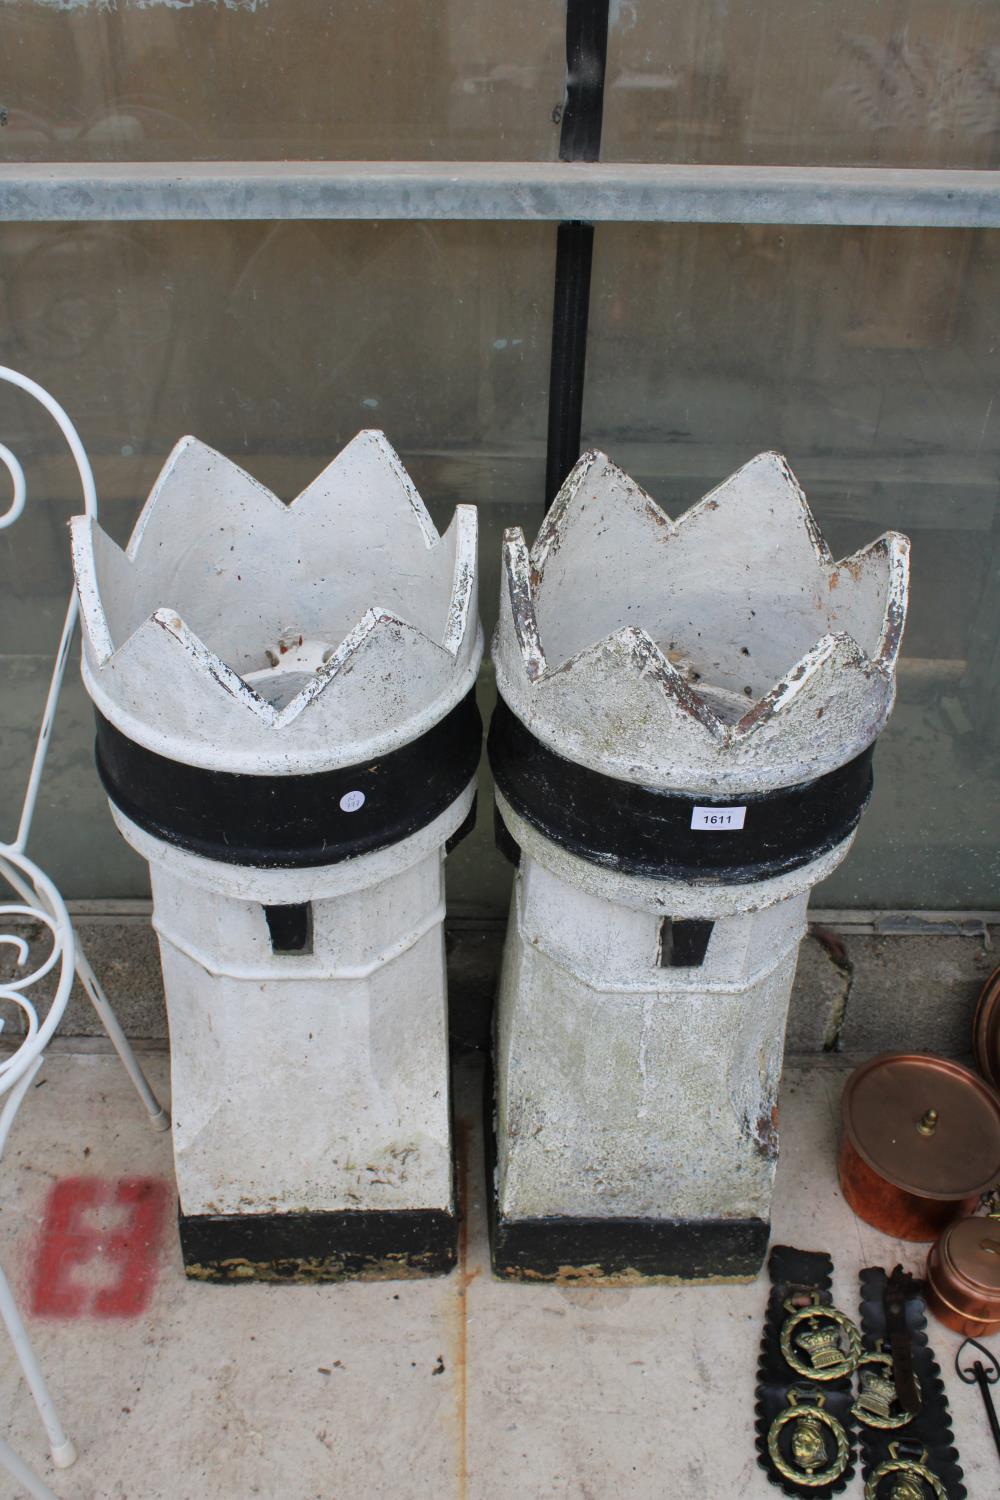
[583,222,1000,908]
[604,1,1000,168]
[0,219,553,909]
[3,218,998,912]
[0,1,565,163]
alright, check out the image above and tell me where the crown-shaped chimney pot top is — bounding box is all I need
[72,431,481,775]
[493,450,909,795]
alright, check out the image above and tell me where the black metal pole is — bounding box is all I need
[545,221,595,508]
[544,0,610,509]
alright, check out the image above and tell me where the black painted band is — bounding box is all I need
[488,695,874,884]
[180,1207,456,1282]
[96,689,482,869]
[491,1208,769,1283]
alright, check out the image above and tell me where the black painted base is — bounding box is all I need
[179,1207,457,1283]
[490,1202,770,1284]
[483,1062,769,1283]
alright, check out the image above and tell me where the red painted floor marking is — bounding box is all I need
[29,1176,171,1319]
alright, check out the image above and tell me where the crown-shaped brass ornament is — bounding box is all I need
[780,1301,862,1381]
[796,1323,849,1372]
[856,1366,898,1422]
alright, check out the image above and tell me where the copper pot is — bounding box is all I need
[926,1215,1000,1336]
[973,964,1000,1089]
[839,1053,1000,1241]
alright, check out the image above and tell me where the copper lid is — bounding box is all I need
[842,1053,1000,1199]
[938,1215,1000,1296]
[973,965,1000,1090]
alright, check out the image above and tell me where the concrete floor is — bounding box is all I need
[0,1049,995,1500]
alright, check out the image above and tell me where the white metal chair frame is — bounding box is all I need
[0,367,170,1499]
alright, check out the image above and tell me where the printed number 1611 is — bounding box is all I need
[691,805,746,831]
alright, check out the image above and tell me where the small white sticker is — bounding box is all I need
[691,805,746,831]
[339,790,366,813]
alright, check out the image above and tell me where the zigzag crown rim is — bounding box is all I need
[497,447,909,747]
[70,431,479,729]
[531,449,837,572]
[125,429,444,560]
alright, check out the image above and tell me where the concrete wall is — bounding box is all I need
[3,903,995,1059]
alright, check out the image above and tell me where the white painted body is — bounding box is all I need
[72,432,480,1227]
[115,794,471,1220]
[494,796,854,1226]
[492,451,908,1246]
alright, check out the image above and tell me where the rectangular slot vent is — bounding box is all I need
[658,917,714,968]
[264,902,313,955]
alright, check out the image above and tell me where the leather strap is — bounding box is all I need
[884,1266,921,1416]
[756,1246,858,1496]
[857,1266,966,1499]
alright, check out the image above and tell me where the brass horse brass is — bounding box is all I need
[780,1294,863,1381]
[767,1387,850,1489]
[852,1346,920,1431]
[863,1442,947,1500]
